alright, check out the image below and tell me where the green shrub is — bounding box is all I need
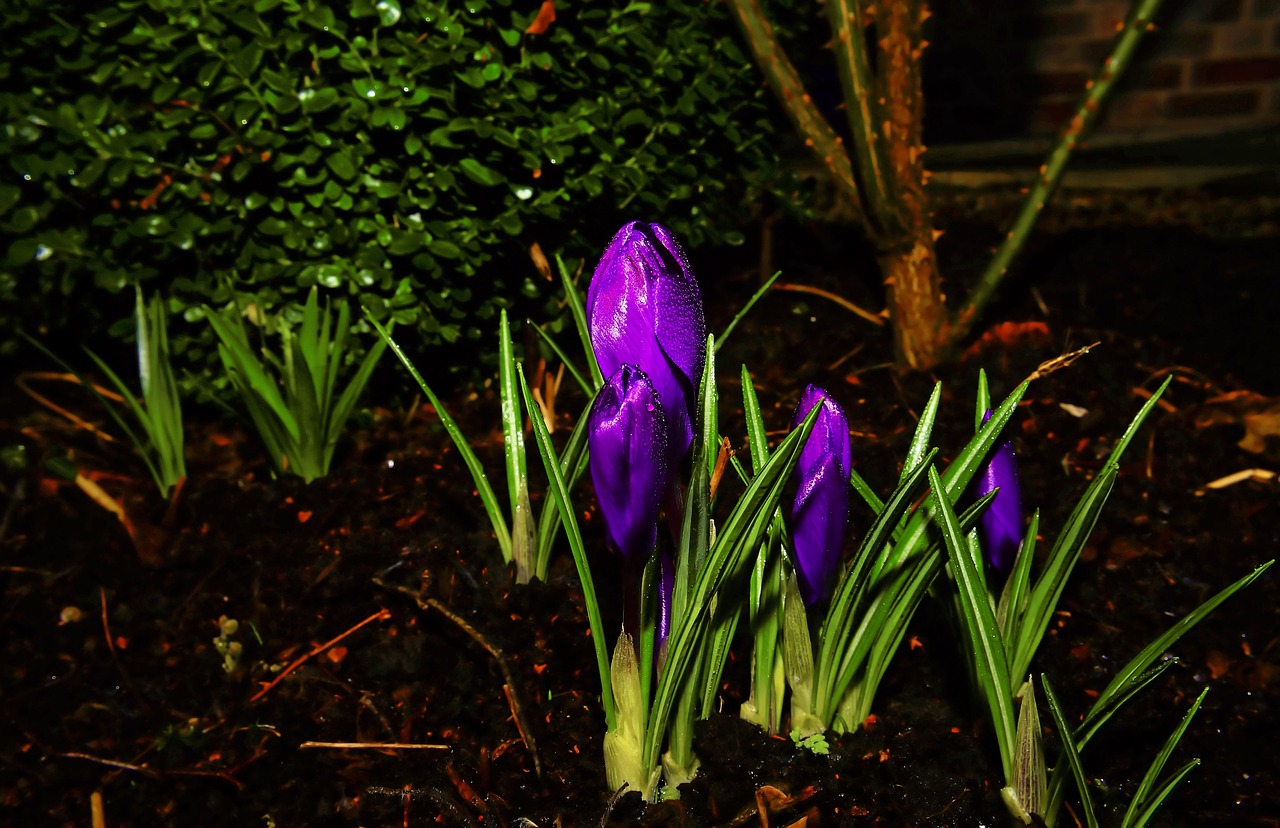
[0,0,785,377]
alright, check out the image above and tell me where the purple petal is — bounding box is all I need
[587,365,670,563]
[975,410,1023,571]
[790,452,849,606]
[791,385,853,485]
[656,550,674,650]
[788,385,852,606]
[586,222,706,459]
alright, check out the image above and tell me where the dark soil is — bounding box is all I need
[3,202,1278,827]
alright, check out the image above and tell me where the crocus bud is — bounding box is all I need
[586,221,706,461]
[588,365,670,563]
[789,385,853,607]
[976,409,1023,571]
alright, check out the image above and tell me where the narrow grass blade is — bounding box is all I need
[975,368,991,434]
[534,399,592,580]
[1088,561,1272,733]
[832,491,995,728]
[324,328,388,471]
[900,382,941,485]
[848,467,885,517]
[529,322,591,396]
[931,464,1016,781]
[1010,466,1117,683]
[699,597,740,718]
[1042,676,1099,828]
[817,450,937,707]
[367,313,512,561]
[205,308,299,442]
[878,381,1029,579]
[741,365,768,473]
[997,509,1040,646]
[1121,688,1207,828]
[645,403,819,771]
[518,363,614,729]
[558,254,603,389]
[716,270,781,352]
[1123,759,1200,828]
[499,310,535,580]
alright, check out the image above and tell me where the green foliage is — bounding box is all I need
[206,286,387,482]
[0,0,783,372]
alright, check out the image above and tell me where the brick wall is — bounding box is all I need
[925,0,1280,140]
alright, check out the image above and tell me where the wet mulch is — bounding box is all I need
[2,218,1278,827]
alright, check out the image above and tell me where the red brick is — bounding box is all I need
[1193,57,1280,84]
[1104,91,1170,126]
[1204,0,1245,21]
[1159,28,1217,57]
[1015,11,1093,38]
[1031,99,1082,132]
[1217,22,1266,52]
[1167,89,1261,117]
[1035,71,1091,95]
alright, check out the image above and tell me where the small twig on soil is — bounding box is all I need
[298,741,449,750]
[15,371,121,442]
[773,282,887,327]
[373,577,543,782]
[1199,468,1277,493]
[249,608,391,703]
[444,761,488,813]
[60,751,159,777]
[90,790,105,828]
[1022,341,1100,384]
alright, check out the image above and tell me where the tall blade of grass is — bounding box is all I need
[534,399,592,580]
[1087,560,1271,729]
[1123,760,1200,828]
[644,403,819,772]
[1013,379,1172,679]
[320,298,348,419]
[996,510,1040,646]
[848,467,885,516]
[366,313,512,561]
[830,494,994,727]
[324,321,388,472]
[205,308,300,442]
[1009,466,1117,681]
[816,451,936,711]
[1121,688,1207,828]
[674,337,716,628]
[876,381,1029,580]
[499,310,535,581]
[1044,562,1270,821]
[931,464,1016,780]
[529,323,591,396]
[715,270,781,352]
[144,295,185,484]
[900,382,941,484]
[1041,676,1099,828]
[286,335,324,482]
[975,368,991,433]
[517,363,614,729]
[557,254,603,390]
[298,286,324,393]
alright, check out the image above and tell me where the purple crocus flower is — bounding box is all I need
[587,364,670,564]
[789,385,853,607]
[975,409,1023,572]
[586,221,706,462]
